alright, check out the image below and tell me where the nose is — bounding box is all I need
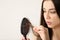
[45,12,50,19]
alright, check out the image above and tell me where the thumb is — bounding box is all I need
[27,38,30,40]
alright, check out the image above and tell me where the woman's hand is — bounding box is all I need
[33,25,50,40]
[21,35,30,40]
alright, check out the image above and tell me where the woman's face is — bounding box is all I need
[43,1,60,28]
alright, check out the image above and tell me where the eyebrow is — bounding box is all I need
[43,8,55,10]
[49,8,55,10]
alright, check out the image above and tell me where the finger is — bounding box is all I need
[33,27,38,32]
[39,25,48,31]
[33,26,43,32]
[38,25,48,34]
[21,35,25,40]
[33,26,48,34]
[27,38,30,40]
[21,37,25,40]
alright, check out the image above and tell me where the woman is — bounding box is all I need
[21,0,60,40]
[33,0,60,40]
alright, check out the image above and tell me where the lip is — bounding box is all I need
[46,21,52,25]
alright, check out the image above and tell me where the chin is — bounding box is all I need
[47,25,54,28]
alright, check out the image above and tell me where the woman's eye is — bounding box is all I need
[50,11,56,13]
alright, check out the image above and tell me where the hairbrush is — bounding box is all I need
[21,17,31,40]
[21,17,40,40]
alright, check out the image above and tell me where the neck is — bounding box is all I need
[52,25,60,40]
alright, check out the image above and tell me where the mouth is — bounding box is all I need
[46,21,52,25]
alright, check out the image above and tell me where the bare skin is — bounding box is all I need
[33,25,50,40]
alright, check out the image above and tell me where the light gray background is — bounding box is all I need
[0,0,42,40]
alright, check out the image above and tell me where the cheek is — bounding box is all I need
[43,13,47,21]
[51,15,60,27]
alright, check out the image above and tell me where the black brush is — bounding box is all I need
[21,17,31,40]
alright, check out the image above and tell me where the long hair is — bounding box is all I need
[40,0,60,40]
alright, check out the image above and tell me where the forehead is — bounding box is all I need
[43,1,55,10]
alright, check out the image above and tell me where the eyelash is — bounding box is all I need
[50,11,56,13]
[43,10,56,14]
